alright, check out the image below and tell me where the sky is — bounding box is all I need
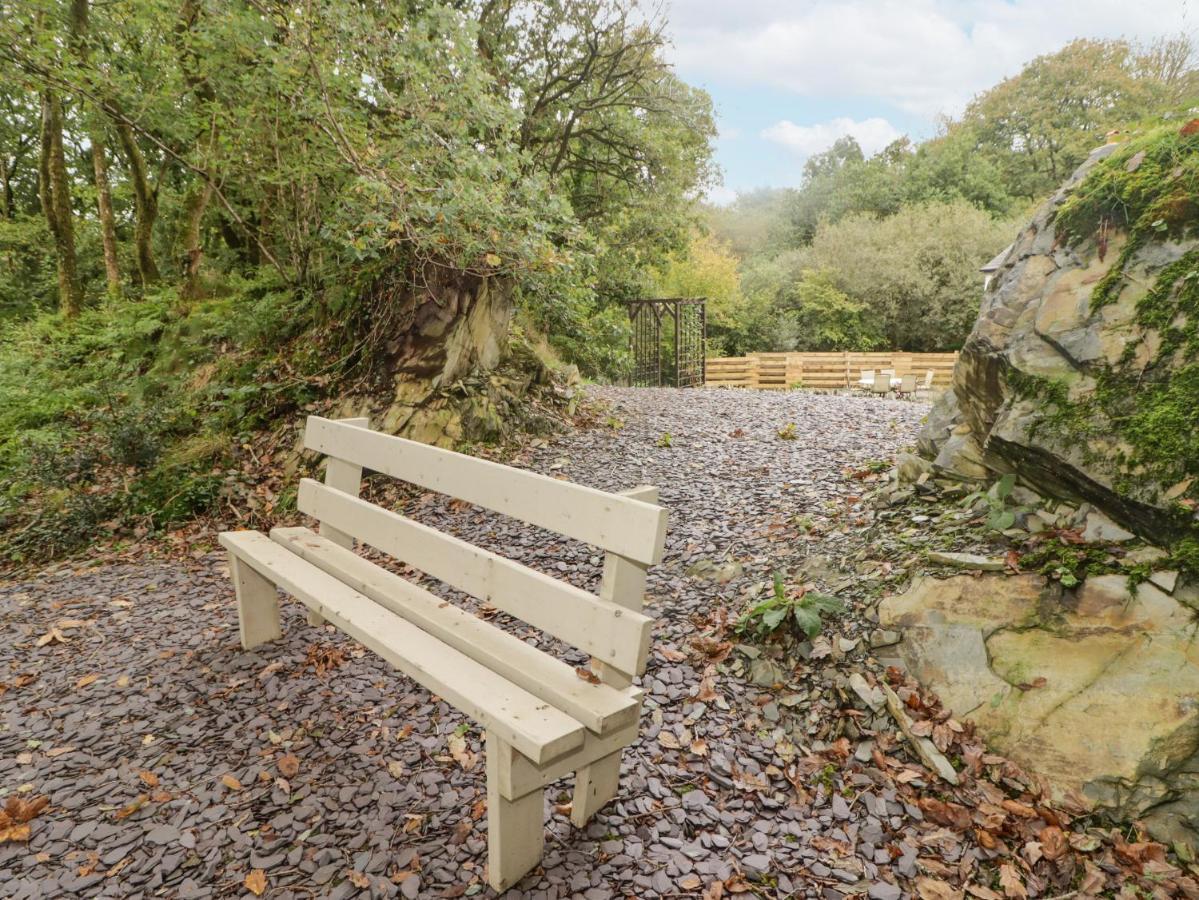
[664,0,1197,203]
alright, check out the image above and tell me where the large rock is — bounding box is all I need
[880,573,1199,848]
[919,138,1199,546]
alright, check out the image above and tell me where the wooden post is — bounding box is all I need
[571,485,657,827]
[309,416,368,627]
[229,552,281,649]
[486,734,545,892]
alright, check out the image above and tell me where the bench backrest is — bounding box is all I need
[299,416,668,679]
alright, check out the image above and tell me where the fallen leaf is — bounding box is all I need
[1000,799,1037,819]
[690,738,709,757]
[657,730,680,749]
[387,760,405,779]
[105,857,132,878]
[1040,825,1066,860]
[447,734,477,772]
[220,774,243,791]
[35,628,68,647]
[244,868,267,896]
[116,675,130,688]
[998,863,1026,899]
[113,795,147,820]
[575,666,600,685]
[916,877,962,900]
[75,673,99,689]
[679,873,702,890]
[44,746,74,758]
[347,870,370,888]
[277,754,300,778]
[138,770,159,789]
[402,813,424,834]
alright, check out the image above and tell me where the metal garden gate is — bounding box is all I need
[625,298,706,388]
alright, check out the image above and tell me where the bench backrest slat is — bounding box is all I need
[297,479,653,676]
[304,416,667,566]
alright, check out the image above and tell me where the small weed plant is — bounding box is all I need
[736,572,845,641]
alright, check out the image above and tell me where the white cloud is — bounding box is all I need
[667,0,1197,119]
[761,116,902,160]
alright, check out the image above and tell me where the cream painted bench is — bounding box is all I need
[218,416,667,891]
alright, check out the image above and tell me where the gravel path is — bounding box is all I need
[0,387,930,899]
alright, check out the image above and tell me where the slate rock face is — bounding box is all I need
[918,140,1199,546]
[880,573,1199,849]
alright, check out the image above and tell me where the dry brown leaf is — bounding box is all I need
[657,730,680,750]
[244,868,267,896]
[915,878,962,900]
[965,885,1003,900]
[1040,825,1066,860]
[116,675,130,688]
[44,746,74,758]
[0,823,31,843]
[574,666,601,685]
[690,738,709,757]
[105,857,132,879]
[998,863,1027,899]
[447,734,478,772]
[75,673,99,689]
[387,760,405,779]
[347,870,370,888]
[220,774,243,791]
[113,795,147,820]
[277,753,300,778]
[1000,799,1037,819]
[402,814,424,834]
[138,770,159,788]
[35,628,68,647]
[678,873,702,890]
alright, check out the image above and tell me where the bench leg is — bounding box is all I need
[486,736,544,892]
[229,552,282,650]
[570,749,622,827]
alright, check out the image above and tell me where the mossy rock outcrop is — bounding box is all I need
[920,122,1199,556]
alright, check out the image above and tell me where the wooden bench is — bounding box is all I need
[219,416,668,891]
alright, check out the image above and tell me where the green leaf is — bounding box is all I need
[994,473,1016,501]
[761,606,787,630]
[792,605,823,638]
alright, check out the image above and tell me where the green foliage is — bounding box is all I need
[0,279,313,562]
[962,474,1023,532]
[736,572,845,640]
[776,423,798,441]
[802,201,1019,350]
[656,432,673,448]
[786,270,886,351]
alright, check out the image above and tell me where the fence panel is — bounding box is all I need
[702,351,959,391]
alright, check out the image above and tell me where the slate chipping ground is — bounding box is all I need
[0,387,932,899]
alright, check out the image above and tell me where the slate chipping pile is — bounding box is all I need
[1,387,942,899]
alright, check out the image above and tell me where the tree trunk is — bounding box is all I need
[116,121,160,285]
[39,90,83,317]
[91,134,120,296]
[180,178,213,301]
[70,0,120,297]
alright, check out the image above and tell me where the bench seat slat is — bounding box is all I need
[297,479,652,676]
[304,416,667,565]
[218,531,584,764]
[270,526,641,735]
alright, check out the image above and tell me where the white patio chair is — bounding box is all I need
[871,372,891,396]
[858,369,875,392]
[898,374,917,398]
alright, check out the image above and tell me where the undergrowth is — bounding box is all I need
[0,275,320,564]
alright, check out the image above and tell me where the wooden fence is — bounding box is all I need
[704,351,959,391]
